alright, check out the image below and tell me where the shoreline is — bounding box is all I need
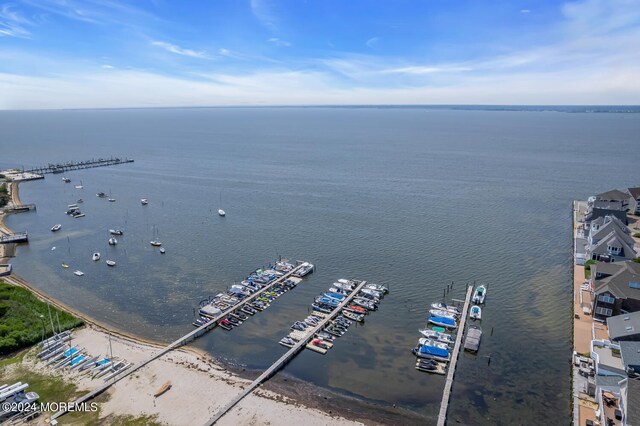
[0,179,410,425]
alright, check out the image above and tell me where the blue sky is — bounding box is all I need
[1,0,639,108]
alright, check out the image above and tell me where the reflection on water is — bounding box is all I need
[3,107,638,422]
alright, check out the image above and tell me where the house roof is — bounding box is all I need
[608,311,640,341]
[586,208,628,225]
[628,187,640,199]
[589,230,637,259]
[597,374,625,388]
[591,219,633,244]
[595,261,640,300]
[594,261,627,278]
[627,379,640,425]
[620,341,640,368]
[596,189,631,201]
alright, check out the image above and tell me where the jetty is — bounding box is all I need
[48,261,310,423]
[0,232,28,244]
[205,279,369,425]
[4,203,36,213]
[437,284,474,426]
[21,157,134,176]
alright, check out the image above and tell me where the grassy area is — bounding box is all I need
[0,281,84,355]
[584,259,596,279]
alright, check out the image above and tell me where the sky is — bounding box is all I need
[0,0,639,109]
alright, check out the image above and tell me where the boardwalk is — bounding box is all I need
[48,262,308,422]
[204,280,368,426]
[23,157,134,175]
[437,284,474,426]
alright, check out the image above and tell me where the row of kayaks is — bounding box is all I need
[195,260,313,330]
[279,279,388,355]
[36,332,131,380]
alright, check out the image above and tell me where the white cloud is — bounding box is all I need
[382,66,473,75]
[151,41,209,59]
[267,37,290,47]
[0,4,33,38]
[101,64,114,69]
[520,9,531,13]
[365,37,379,48]
[250,0,278,31]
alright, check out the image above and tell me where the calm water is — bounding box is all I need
[2,107,639,424]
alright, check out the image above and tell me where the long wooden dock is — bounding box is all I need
[437,284,474,426]
[204,279,368,426]
[23,157,134,175]
[48,262,309,422]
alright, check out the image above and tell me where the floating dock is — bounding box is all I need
[205,279,369,426]
[437,284,474,426]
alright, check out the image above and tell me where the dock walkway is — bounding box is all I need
[437,284,474,426]
[0,232,28,244]
[49,262,308,422]
[204,280,368,426]
[22,157,134,176]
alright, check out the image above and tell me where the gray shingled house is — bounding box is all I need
[629,187,640,215]
[592,261,640,320]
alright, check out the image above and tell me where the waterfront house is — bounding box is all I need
[584,208,628,233]
[591,261,640,320]
[629,187,640,215]
[607,311,640,342]
[586,217,637,262]
[588,189,631,212]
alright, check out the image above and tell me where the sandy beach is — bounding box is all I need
[0,179,363,425]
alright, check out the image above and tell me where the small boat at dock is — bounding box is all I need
[51,224,62,232]
[294,262,314,277]
[470,305,482,320]
[419,329,455,344]
[429,309,458,319]
[427,316,457,329]
[430,302,460,315]
[154,381,172,398]
[472,285,487,304]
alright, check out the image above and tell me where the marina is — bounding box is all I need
[206,278,377,425]
[19,157,134,176]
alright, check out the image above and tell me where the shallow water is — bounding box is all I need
[2,107,639,423]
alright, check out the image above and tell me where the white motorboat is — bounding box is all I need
[418,337,450,349]
[472,285,487,304]
[365,283,388,294]
[106,260,116,267]
[73,270,84,276]
[159,247,166,254]
[470,305,482,320]
[108,198,116,202]
[218,209,226,217]
[108,237,117,245]
[62,177,71,183]
[429,309,458,319]
[294,262,314,277]
[150,241,162,247]
[419,329,455,344]
[430,302,461,315]
[92,253,100,261]
[141,198,149,205]
[109,229,123,236]
[51,224,62,232]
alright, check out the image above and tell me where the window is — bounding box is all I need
[598,294,615,304]
[595,307,613,316]
[630,282,640,289]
